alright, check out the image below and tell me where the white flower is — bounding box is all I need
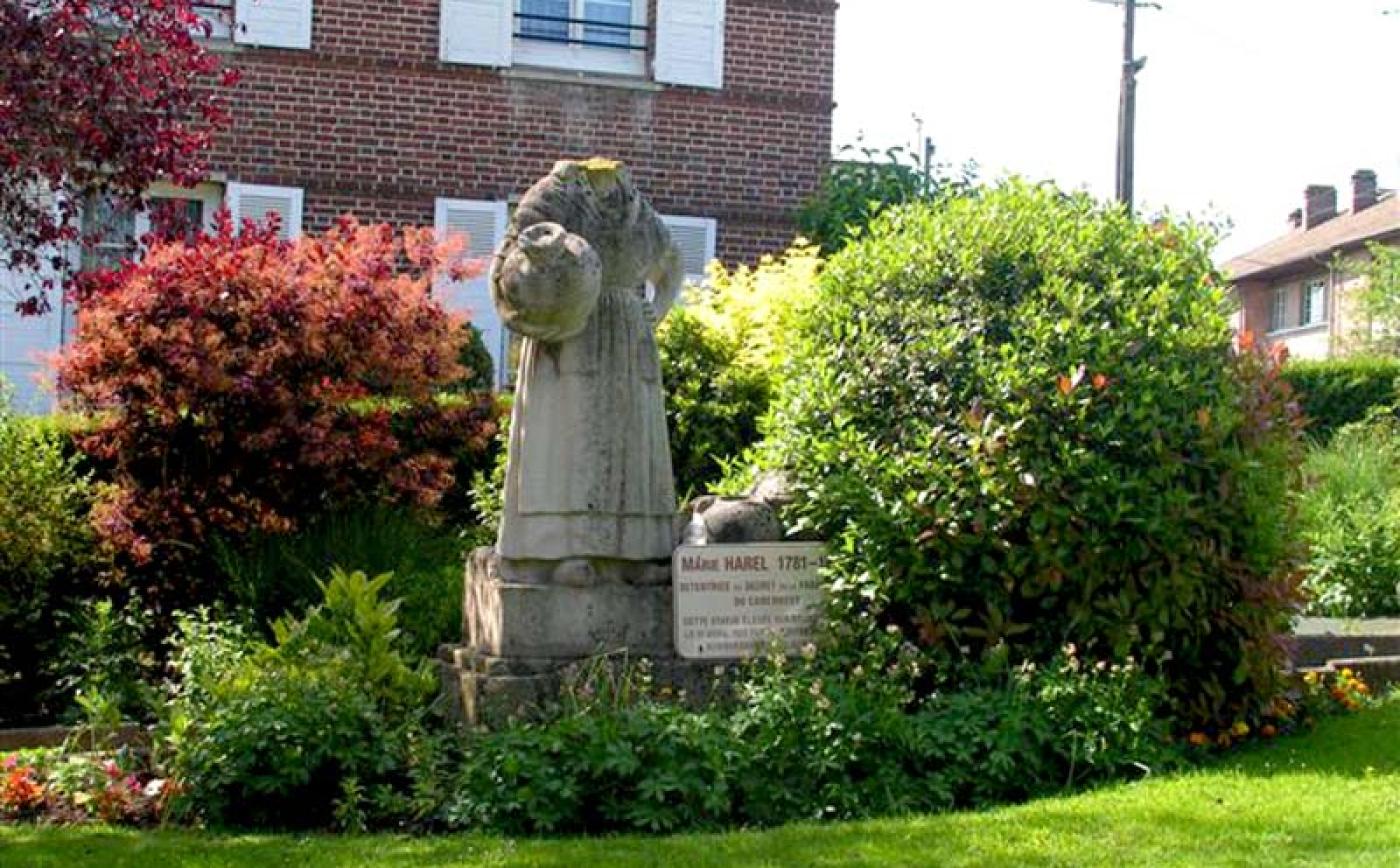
[143,778,166,798]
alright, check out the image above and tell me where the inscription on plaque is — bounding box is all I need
[672,542,826,659]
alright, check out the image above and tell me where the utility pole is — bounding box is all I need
[1094,0,1159,211]
[1117,0,1138,207]
[923,136,936,194]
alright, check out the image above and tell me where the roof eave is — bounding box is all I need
[1227,227,1400,284]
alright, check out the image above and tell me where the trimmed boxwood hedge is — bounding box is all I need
[1283,356,1400,441]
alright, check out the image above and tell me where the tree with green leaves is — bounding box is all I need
[797,142,974,255]
[1354,243,1400,354]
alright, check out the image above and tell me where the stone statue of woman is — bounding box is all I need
[490,159,684,580]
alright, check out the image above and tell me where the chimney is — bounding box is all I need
[1304,184,1337,229]
[1353,169,1379,213]
[1288,208,1303,230]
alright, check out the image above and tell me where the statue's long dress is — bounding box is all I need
[498,280,676,561]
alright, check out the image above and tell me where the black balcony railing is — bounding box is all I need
[515,12,648,52]
[191,0,234,16]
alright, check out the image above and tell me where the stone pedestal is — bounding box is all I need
[439,547,723,725]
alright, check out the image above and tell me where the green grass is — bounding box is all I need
[4,702,1399,867]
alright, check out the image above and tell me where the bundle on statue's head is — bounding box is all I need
[491,157,683,345]
[513,157,641,238]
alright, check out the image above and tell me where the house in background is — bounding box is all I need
[1,0,837,410]
[1227,170,1400,360]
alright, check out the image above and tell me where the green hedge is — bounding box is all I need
[748,181,1304,729]
[1283,356,1400,441]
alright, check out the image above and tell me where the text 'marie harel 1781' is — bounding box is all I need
[672,542,826,660]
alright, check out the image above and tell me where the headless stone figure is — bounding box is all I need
[491,159,684,585]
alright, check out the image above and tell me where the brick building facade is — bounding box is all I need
[1226,171,1399,361]
[1,0,836,407]
[210,0,834,259]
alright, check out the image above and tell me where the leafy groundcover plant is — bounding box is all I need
[160,570,440,829]
[25,569,1186,835]
[440,644,1180,836]
[9,583,1376,835]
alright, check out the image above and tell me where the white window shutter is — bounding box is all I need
[235,0,313,49]
[225,183,304,239]
[654,0,725,89]
[0,300,64,414]
[441,0,513,67]
[435,198,509,387]
[661,215,718,284]
[0,205,68,415]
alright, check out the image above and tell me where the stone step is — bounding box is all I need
[1291,618,1400,667]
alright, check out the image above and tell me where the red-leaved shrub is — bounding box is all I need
[57,214,498,604]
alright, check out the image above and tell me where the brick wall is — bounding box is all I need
[207,0,836,264]
[1236,279,1271,339]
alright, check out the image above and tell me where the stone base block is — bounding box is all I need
[437,645,732,727]
[464,552,675,659]
[441,547,734,726]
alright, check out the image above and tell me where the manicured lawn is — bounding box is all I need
[4,702,1399,867]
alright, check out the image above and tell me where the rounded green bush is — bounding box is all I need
[753,181,1304,727]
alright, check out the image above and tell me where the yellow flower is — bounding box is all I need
[1340,668,1354,680]
[1303,671,1320,686]
[1231,721,1250,738]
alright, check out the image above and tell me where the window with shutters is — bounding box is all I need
[79,183,223,271]
[1,184,224,414]
[514,0,648,76]
[443,0,724,89]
